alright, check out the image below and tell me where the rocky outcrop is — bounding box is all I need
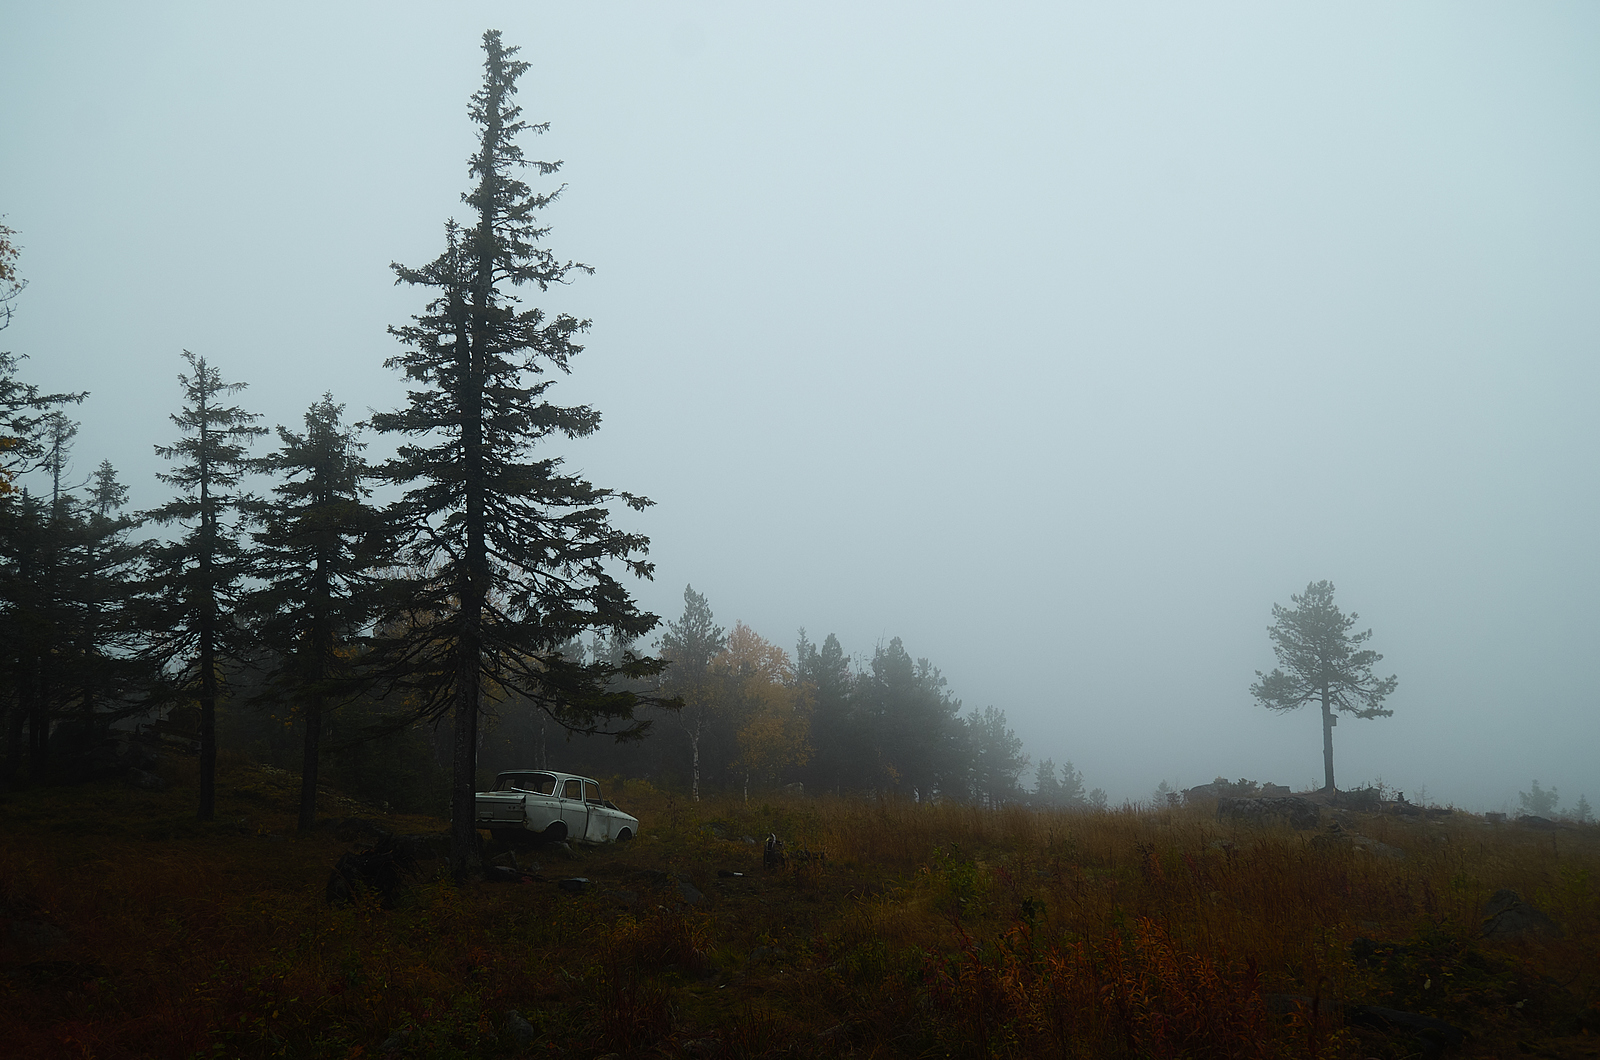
[1481,889,1562,940]
[1216,795,1321,830]
[1310,822,1404,858]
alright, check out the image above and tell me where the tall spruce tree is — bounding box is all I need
[147,352,266,820]
[371,31,665,876]
[247,395,385,833]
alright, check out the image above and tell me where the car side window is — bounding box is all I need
[562,779,583,800]
[585,782,602,804]
[530,775,556,796]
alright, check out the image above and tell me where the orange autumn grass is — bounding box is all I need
[2,759,1596,1058]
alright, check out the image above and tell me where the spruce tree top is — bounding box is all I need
[370,30,664,736]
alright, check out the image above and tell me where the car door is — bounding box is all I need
[557,777,588,837]
[583,781,610,842]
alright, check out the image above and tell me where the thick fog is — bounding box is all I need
[3,3,1596,810]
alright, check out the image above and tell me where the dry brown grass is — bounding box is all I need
[1,767,1596,1058]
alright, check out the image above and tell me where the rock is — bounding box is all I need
[1484,812,1506,823]
[326,835,416,907]
[1217,796,1320,830]
[14,959,109,987]
[1481,889,1562,940]
[675,875,704,905]
[1311,824,1404,859]
[1346,1005,1466,1058]
[378,1028,412,1056]
[503,1009,537,1047]
[396,833,452,861]
[125,767,167,791]
[335,818,394,845]
[1350,937,1411,964]
[1260,783,1290,797]
[1515,815,1561,830]
[557,877,589,894]
[8,919,69,952]
[1263,993,1339,1017]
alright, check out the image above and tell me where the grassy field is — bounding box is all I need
[2,759,1596,1059]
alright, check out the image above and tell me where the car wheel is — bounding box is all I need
[541,821,569,843]
[616,828,633,842]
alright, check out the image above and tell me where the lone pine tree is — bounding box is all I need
[1250,580,1397,793]
[371,31,665,876]
[147,352,266,820]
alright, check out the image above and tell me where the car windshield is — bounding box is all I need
[496,773,556,795]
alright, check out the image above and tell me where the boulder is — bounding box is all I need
[334,818,395,845]
[1216,796,1320,830]
[1346,1005,1466,1058]
[1481,889,1562,940]
[675,875,704,905]
[503,1010,537,1047]
[1310,823,1404,859]
[125,767,167,791]
[325,834,417,908]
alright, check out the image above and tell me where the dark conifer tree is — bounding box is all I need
[796,630,853,794]
[146,352,266,820]
[246,395,385,832]
[856,638,964,799]
[658,585,726,801]
[966,705,1028,807]
[0,489,61,784]
[72,461,154,739]
[371,31,665,875]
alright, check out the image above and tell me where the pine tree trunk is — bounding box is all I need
[691,721,701,802]
[297,691,322,834]
[198,618,216,821]
[197,468,216,821]
[1321,686,1336,794]
[450,639,481,879]
[4,696,25,789]
[28,663,48,777]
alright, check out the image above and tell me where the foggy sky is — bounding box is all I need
[3,2,1596,810]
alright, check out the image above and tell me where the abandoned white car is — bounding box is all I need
[474,770,638,845]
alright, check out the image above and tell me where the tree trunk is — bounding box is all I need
[690,723,701,802]
[450,645,481,879]
[197,418,216,822]
[1321,685,1336,794]
[3,697,25,789]
[297,691,322,834]
[198,622,216,821]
